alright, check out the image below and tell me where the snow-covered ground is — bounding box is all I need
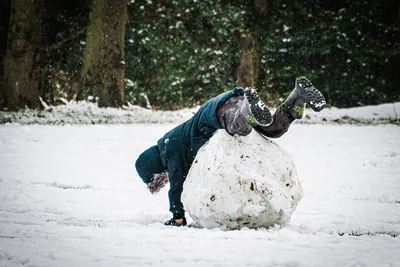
[302,102,400,125]
[1,121,399,266]
[1,100,399,125]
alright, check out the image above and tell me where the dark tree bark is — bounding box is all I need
[2,0,43,109]
[0,0,12,107]
[80,0,128,107]
[236,0,268,88]
[254,0,268,14]
[236,33,258,88]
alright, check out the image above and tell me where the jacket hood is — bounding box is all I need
[135,145,165,184]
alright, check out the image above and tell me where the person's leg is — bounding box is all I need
[217,95,253,136]
[217,88,273,136]
[253,104,295,138]
[242,88,272,127]
[284,76,326,119]
[254,76,326,138]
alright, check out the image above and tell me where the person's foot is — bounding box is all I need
[242,88,272,126]
[164,217,187,227]
[284,76,326,119]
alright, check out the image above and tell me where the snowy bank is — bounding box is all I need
[0,101,198,125]
[300,102,400,125]
[0,100,399,125]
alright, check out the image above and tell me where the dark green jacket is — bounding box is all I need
[156,87,244,216]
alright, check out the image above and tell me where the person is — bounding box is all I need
[135,76,326,226]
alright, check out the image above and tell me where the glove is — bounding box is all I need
[147,172,169,194]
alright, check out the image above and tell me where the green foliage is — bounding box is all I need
[125,0,245,109]
[125,0,399,109]
[13,0,398,109]
[40,0,90,101]
[258,0,400,107]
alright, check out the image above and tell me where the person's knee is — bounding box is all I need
[226,115,253,136]
[230,126,252,137]
[242,127,252,136]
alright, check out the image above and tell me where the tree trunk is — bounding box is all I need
[253,0,268,15]
[236,0,268,89]
[236,33,258,88]
[0,0,11,107]
[80,0,128,107]
[2,0,43,109]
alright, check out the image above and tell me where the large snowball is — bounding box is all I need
[182,130,303,230]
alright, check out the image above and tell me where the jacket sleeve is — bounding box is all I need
[167,153,189,219]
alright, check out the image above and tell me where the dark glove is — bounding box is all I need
[147,172,169,194]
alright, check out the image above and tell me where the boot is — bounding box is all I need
[241,88,272,127]
[284,76,326,119]
[164,217,187,227]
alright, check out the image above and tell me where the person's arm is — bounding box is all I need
[167,154,189,221]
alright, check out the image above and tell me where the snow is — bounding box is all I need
[0,101,399,125]
[183,131,303,229]
[303,102,400,125]
[0,101,198,125]
[1,121,400,266]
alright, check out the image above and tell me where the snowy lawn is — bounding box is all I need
[0,123,399,267]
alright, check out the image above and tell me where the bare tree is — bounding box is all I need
[80,0,128,107]
[236,0,268,88]
[236,33,258,88]
[0,0,11,107]
[254,0,268,15]
[2,0,44,109]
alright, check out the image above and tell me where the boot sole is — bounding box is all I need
[245,88,272,126]
[297,77,326,112]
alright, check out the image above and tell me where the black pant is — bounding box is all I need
[217,96,295,138]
